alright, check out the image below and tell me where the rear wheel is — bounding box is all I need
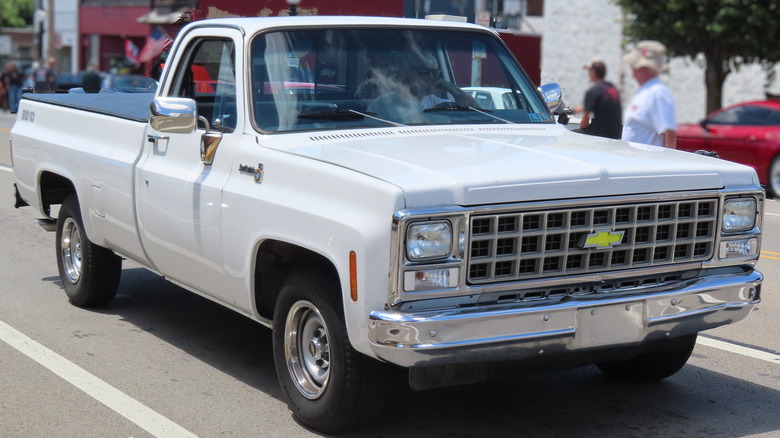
[768,155,780,198]
[596,334,697,382]
[272,267,386,433]
[56,195,122,307]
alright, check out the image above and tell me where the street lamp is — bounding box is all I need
[286,0,301,16]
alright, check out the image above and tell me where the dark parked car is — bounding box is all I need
[68,73,158,94]
[56,72,88,92]
[101,74,158,93]
[677,100,780,196]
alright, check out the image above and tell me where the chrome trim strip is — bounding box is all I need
[181,22,246,36]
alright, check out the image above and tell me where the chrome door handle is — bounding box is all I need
[147,134,170,143]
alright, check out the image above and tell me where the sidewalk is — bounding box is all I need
[0,111,14,167]
[0,110,19,126]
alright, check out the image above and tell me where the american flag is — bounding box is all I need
[138,27,173,63]
[125,39,140,66]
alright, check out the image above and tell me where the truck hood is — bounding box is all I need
[264,125,760,208]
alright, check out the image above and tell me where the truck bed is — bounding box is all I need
[22,93,154,123]
[13,92,152,264]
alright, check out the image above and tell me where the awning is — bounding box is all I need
[137,7,191,24]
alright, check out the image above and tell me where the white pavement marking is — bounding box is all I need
[698,336,780,365]
[0,165,12,173]
[765,212,780,217]
[0,319,199,438]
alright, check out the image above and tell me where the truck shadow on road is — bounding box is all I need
[78,267,779,438]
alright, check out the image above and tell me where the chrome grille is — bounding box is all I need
[468,199,718,284]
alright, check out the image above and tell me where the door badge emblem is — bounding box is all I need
[239,163,264,183]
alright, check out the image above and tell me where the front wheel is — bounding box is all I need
[768,155,780,198]
[272,267,386,433]
[56,195,122,307]
[596,334,697,382]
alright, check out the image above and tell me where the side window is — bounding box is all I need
[709,108,739,125]
[710,105,772,126]
[733,106,771,125]
[170,38,237,132]
[502,93,518,109]
[768,109,780,124]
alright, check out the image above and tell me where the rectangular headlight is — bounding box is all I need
[722,198,756,232]
[406,221,452,261]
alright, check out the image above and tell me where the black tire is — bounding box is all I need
[55,194,122,307]
[596,334,697,382]
[272,267,387,434]
[768,155,780,198]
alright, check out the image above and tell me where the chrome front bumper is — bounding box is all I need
[368,269,762,367]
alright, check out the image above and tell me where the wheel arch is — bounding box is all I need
[253,239,341,320]
[38,170,76,218]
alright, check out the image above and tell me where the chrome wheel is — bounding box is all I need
[770,156,780,197]
[272,268,389,433]
[55,195,122,307]
[285,300,330,399]
[60,217,82,284]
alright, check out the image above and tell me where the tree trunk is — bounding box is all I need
[704,54,727,116]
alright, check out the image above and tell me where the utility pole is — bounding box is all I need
[46,0,55,59]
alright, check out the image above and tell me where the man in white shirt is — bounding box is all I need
[621,41,677,148]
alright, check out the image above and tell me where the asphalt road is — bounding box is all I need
[0,111,778,437]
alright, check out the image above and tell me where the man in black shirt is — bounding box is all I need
[577,60,622,139]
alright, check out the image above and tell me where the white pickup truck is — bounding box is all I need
[11,16,764,433]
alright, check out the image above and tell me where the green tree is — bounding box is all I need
[614,0,780,114]
[0,0,34,28]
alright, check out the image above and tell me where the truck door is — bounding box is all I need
[137,29,242,303]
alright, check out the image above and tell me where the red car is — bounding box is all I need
[677,100,780,196]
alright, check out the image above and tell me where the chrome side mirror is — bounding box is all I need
[150,97,197,134]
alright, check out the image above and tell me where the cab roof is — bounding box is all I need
[183,15,494,36]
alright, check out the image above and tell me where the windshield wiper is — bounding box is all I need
[424,103,515,124]
[423,102,482,112]
[297,109,371,120]
[297,109,406,127]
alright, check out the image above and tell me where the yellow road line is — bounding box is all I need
[0,128,10,133]
[759,250,780,261]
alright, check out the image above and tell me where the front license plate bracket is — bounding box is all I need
[571,302,644,349]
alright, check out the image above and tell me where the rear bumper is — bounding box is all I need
[367,269,761,367]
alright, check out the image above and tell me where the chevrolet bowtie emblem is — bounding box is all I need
[581,230,625,249]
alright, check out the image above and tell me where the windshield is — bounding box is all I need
[250,27,552,132]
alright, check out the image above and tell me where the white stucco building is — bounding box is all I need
[539,0,780,124]
[30,0,79,74]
